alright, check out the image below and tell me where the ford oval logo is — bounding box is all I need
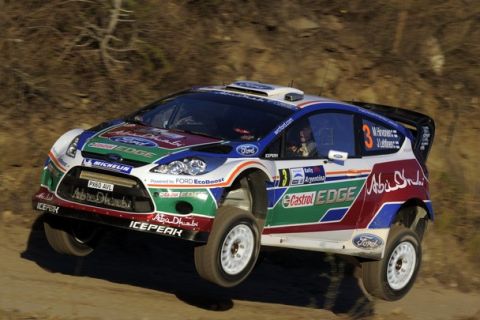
[352,234,383,250]
[111,136,158,148]
[236,144,259,156]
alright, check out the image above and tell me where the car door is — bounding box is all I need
[264,111,370,242]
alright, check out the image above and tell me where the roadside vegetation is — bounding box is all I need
[0,0,478,290]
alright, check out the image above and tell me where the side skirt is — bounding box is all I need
[261,228,390,260]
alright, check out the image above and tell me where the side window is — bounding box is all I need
[309,112,356,158]
[361,118,404,155]
[284,119,317,158]
[282,112,356,159]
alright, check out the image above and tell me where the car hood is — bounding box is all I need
[81,123,223,164]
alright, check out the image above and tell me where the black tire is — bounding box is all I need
[194,206,260,287]
[43,216,101,257]
[361,225,421,301]
[414,218,428,241]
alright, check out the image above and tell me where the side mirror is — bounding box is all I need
[328,150,348,161]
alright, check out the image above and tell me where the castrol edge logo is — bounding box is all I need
[282,191,315,208]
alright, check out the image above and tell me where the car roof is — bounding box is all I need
[199,81,336,109]
[197,81,410,137]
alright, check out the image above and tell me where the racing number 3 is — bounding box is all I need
[363,124,373,149]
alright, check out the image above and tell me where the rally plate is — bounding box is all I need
[87,180,114,192]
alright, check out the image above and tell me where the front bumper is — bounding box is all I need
[32,187,210,242]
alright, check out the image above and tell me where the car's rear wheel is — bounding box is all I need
[43,215,101,257]
[194,206,260,287]
[361,225,421,301]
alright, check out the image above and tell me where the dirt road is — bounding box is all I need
[1,216,479,320]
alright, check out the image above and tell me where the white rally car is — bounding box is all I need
[33,81,435,300]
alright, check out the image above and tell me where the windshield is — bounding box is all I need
[135,91,293,141]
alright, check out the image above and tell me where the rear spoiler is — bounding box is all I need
[347,102,435,164]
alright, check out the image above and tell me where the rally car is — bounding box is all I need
[33,81,435,301]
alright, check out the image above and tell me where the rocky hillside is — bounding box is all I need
[0,0,479,289]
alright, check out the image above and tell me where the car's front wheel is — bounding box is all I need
[361,225,421,301]
[43,216,101,257]
[194,206,260,287]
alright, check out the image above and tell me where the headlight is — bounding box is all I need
[66,136,80,158]
[151,158,207,175]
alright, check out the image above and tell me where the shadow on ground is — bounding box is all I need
[21,215,374,319]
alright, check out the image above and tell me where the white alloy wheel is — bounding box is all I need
[386,241,417,290]
[220,224,254,275]
[361,225,422,301]
[194,207,260,287]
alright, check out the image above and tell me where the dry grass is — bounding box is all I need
[0,0,479,291]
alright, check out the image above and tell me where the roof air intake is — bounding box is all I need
[226,81,304,98]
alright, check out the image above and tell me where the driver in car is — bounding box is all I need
[287,124,317,158]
